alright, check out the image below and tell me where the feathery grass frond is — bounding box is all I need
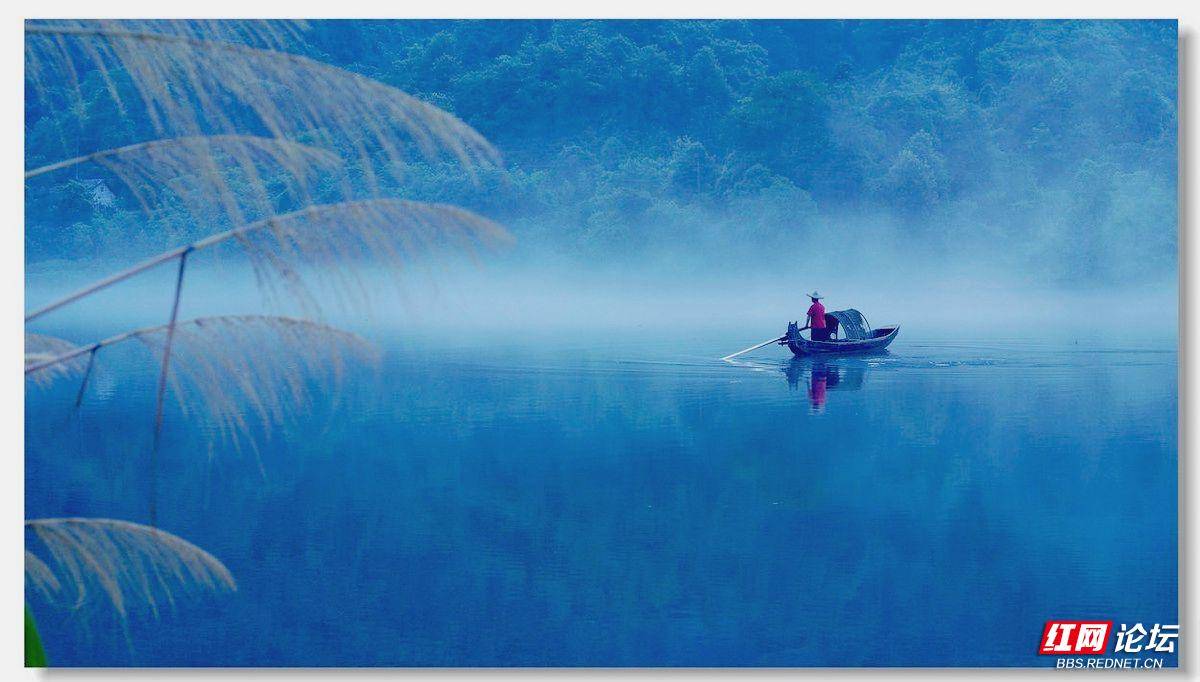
[28,134,342,240]
[138,316,381,448]
[26,315,380,449]
[227,199,513,314]
[26,332,80,364]
[26,135,342,229]
[26,199,512,322]
[25,550,62,597]
[26,333,88,386]
[30,19,308,52]
[26,134,340,180]
[25,21,501,187]
[26,518,235,617]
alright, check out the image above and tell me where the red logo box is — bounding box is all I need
[1039,620,1113,655]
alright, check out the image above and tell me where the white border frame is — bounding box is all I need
[4,3,1193,679]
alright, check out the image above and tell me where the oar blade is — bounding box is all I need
[721,335,785,361]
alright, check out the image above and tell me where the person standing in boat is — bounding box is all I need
[806,291,831,341]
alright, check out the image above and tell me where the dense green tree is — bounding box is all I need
[26,20,1178,284]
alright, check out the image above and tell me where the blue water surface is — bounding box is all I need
[25,331,1178,666]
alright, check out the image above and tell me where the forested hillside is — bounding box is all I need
[26,20,1177,284]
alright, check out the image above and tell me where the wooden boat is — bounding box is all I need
[782,313,899,356]
[784,325,899,355]
[721,309,900,362]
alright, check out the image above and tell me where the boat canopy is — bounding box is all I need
[829,309,871,340]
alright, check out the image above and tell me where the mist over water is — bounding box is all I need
[26,238,1178,348]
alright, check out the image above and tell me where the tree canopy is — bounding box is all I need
[26,20,1178,284]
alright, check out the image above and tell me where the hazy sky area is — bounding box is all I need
[24,20,1178,337]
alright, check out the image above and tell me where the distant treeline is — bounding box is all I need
[26,20,1177,283]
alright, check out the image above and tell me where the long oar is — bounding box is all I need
[721,335,786,361]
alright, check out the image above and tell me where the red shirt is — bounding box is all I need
[808,301,826,328]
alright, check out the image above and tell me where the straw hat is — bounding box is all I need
[809,291,823,299]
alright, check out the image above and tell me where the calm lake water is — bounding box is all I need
[26,330,1178,666]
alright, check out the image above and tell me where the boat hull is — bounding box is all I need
[786,326,899,356]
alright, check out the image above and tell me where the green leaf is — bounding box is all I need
[25,605,47,668]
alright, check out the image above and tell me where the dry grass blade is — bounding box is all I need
[26,315,381,450]
[25,550,62,596]
[229,199,513,314]
[26,333,88,386]
[138,316,381,449]
[25,21,502,187]
[26,135,343,229]
[29,19,307,52]
[25,199,512,323]
[26,518,236,617]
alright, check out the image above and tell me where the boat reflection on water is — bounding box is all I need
[783,357,869,412]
